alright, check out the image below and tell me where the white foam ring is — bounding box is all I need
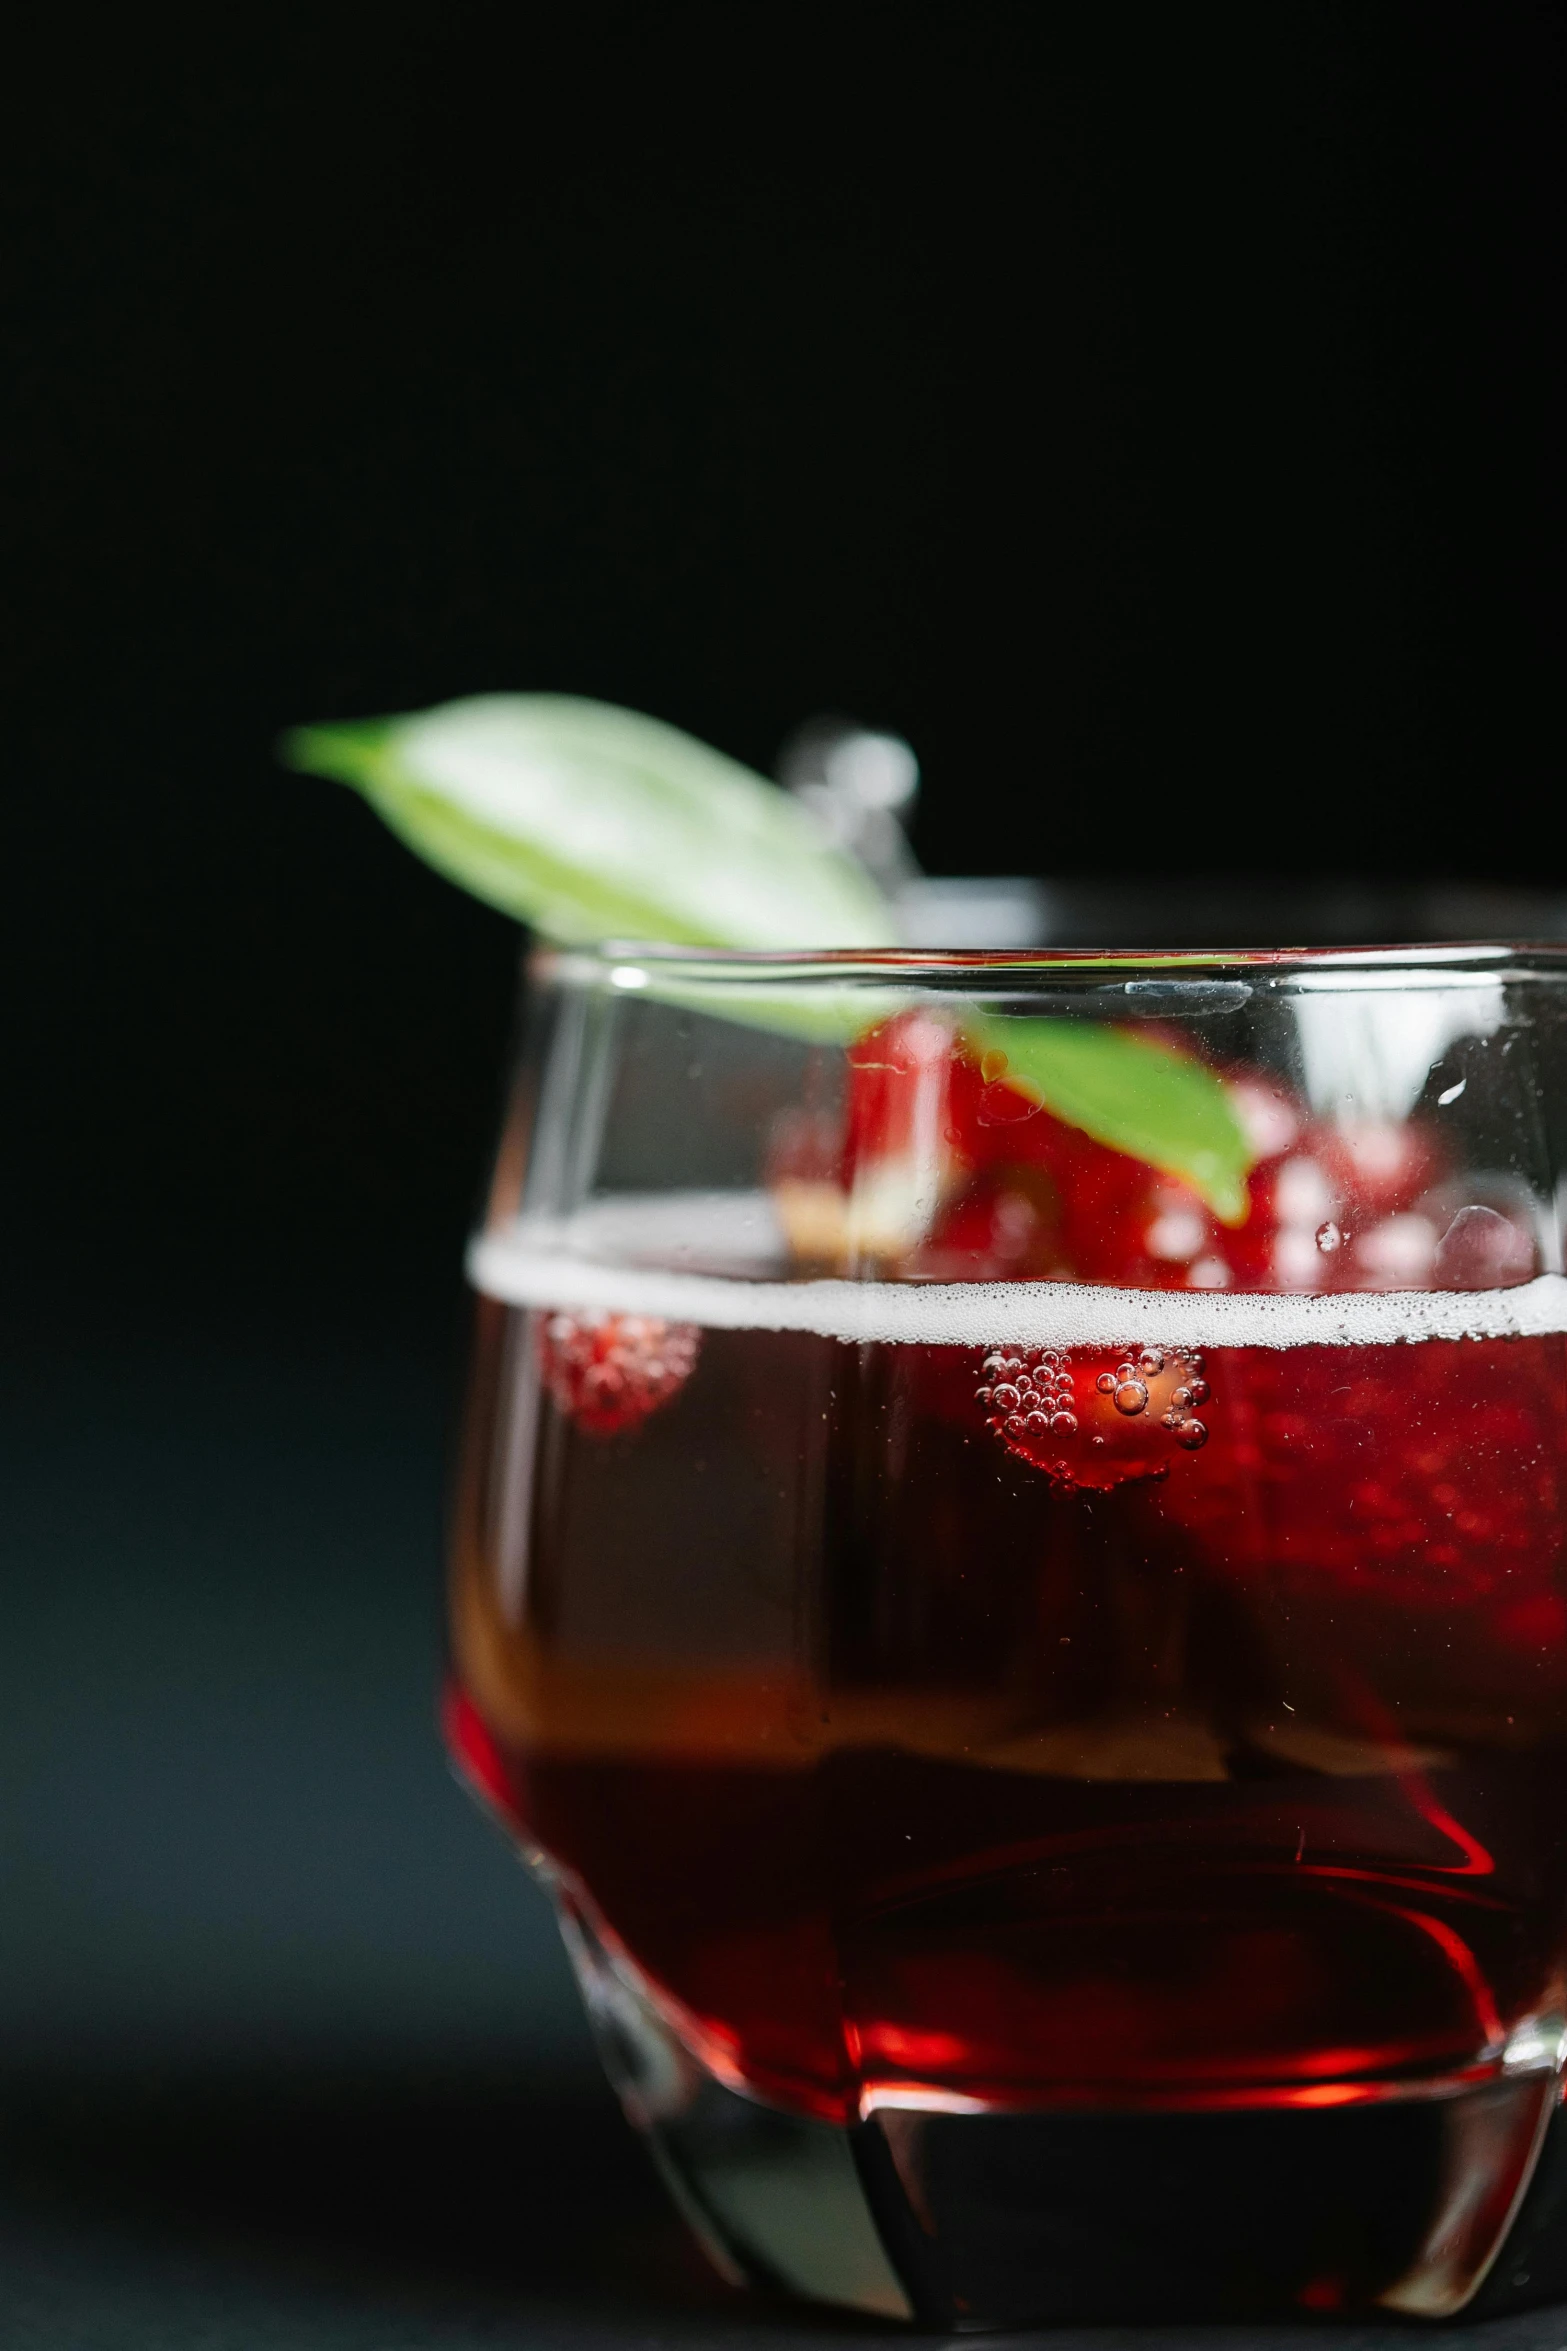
[469,1206,1567,1352]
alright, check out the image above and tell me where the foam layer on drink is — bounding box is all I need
[469,1191,1567,1350]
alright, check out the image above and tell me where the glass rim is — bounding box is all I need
[545,938,1567,988]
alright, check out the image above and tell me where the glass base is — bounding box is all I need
[548,1879,1567,2329]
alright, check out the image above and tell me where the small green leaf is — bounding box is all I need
[966,1012,1254,1224]
[282,694,896,950]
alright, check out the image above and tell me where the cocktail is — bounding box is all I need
[287,698,1567,2325]
[446,940,1567,2326]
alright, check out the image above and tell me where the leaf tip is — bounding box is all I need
[276,723,323,775]
[277,716,392,794]
[1213,1182,1251,1228]
[1196,1160,1251,1227]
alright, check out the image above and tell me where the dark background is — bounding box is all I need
[5,0,1566,1316]
[1,6,1565,2341]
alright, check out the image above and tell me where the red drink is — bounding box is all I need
[446,944,1567,2324]
[451,1241,1567,2321]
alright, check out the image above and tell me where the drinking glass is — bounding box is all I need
[446,941,1567,2326]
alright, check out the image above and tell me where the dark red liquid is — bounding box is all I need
[451,1299,1567,2128]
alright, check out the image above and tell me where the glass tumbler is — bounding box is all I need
[446,943,1567,2327]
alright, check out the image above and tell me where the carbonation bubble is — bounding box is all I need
[1170,1385,1193,1409]
[1161,1408,1184,1431]
[1176,1418,1209,1451]
[1316,1221,1343,1254]
[1188,1378,1210,1404]
[1051,1411,1078,1437]
[1139,1349,1165,1374]
[1025,1410,1049,1433]
[992,1384,1020,1410]
[1096,1372,1117,1394]
[1114,1379,1149,1416]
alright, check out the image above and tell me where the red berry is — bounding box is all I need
[843,1010,968,1178]
[537,1311,701,1437]
[835,1014,1286,1291]
[1155,1339,1567,1646]
[978,1344,1217,1493]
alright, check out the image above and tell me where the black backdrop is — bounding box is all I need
[5,0,1564,1319]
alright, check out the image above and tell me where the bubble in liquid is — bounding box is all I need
[1170,1385,1193,1410]
[1025,1410,1049,1433]
[1175,1418,1209,1451]
[1161,1408,1184,1431]
[980,1049,1009,1084]
[1090,1434,1107,1449]
[1188,1378,1210,1404]
[1139,1349,1165,1374]
[1051,1411,1078,1437]
[1096,1372,1117,1394]
[1114,1379,1149,1417]
[992,1383,1020,1410]
[1316,1221,1343,1254]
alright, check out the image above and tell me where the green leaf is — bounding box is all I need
[282,694,896,950]
[282,695,1256,1219]
[966,1011,1254,1224]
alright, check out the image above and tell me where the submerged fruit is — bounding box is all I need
[977,1344,1214,1491]
[538,1310,701,1436]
